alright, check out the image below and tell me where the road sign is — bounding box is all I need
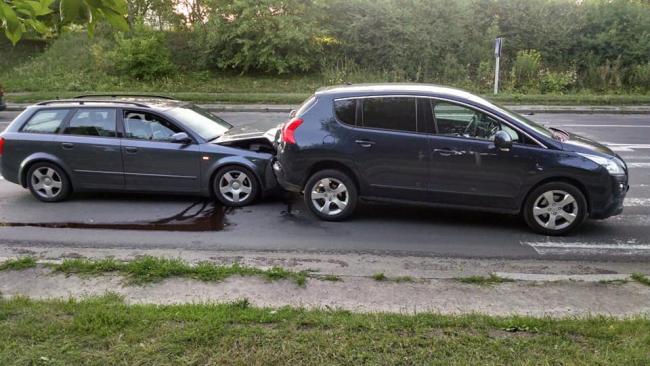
[494,37,504,95]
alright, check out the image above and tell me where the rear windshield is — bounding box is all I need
[296,96,317,117]
[167,105,232,141]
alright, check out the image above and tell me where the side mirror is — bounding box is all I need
[171,132,192,144]
[289,109,297,118]
[494,130,513,151]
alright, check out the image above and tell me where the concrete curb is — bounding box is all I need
[4,103,650,114]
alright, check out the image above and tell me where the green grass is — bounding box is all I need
[50,256,308,286]
[318,274,343,282]
[0,295,649,365]
[0,257,37,271]
[456,274,515,286]
[631,273,650,286]
[371,273,415,283]
[6,90,650,106]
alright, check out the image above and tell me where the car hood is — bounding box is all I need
[215,120,282,144]
[560,131,616,157]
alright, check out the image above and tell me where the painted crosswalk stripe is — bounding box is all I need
[523,241,650,256]
[624,198,650,207]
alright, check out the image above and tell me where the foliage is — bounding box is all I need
[108,28,175,81]
[0,0,128,44]
[204,0,323,74]
[539,70,577,94]
[509,50,542,92]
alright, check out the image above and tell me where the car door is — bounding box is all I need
[55,107,124,189]
[121,109,202,193]
[347,96,430,201]
[427,100,539,211]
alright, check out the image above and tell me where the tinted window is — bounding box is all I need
[124,111,182,142]
[362,97,417,132]
[334,99,356,125]
[64,108,116,137]
[296,96,316,117]
[432,101,521,142]
[22,109,69,134]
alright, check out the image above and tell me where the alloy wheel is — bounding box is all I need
[532,190,578,231]
[31,167,63,199]
[219,170,253,203]
[311,178,349,216]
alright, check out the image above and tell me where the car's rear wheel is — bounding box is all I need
[27,162,71,202]
[304,169,358,221]
[213,165,259,207]
[524,182,587,235]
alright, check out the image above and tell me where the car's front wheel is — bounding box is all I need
[213,165,260,207]
[27,162,71,202]
[304,169,358,221]
[523,182,587,235]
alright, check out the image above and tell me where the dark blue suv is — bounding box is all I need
[273,84,629,235]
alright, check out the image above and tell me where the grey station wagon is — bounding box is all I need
[0,95,278,205]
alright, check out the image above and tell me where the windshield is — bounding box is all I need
[167,105,232,140]
[491,104,553,138]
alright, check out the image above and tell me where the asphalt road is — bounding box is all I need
[1,111,650,261]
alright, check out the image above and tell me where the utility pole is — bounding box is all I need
[494,37,503,95]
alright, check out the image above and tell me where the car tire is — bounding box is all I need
[213,165,260,207]
[304,169,358,221]
[523,182,588,236]
[26,162,71,202]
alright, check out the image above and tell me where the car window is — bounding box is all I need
[124,111,182,142]
[334,99,356,125]
[296,96,317,117]
[432,101,521,143]
[21,109,69,134]
[362,97,417,132]
[64,108,116,137]
[166,105,230,141]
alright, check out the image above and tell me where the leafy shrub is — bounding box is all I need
[539,70,576,94]
[205,0,323,74]
[580,56,624,92]
[109,31,175,81]
[510,50,542,91]
[629,63,650,92]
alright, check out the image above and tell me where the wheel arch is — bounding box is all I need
[207,158,263,197]
[19,153,73,189]
[522,176,591,214]
[306,160,361,194]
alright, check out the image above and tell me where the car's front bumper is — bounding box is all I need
[589,175,629,219]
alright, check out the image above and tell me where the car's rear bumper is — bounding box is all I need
[272,159,302,193]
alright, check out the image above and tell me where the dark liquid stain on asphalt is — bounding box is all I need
[0,200,231,232]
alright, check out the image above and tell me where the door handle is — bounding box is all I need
[61,142,74,150]
[124,147,138,154]
[434,148,463,156]
[355,139,375,148]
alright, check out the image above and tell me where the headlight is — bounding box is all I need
[578,153,625,175]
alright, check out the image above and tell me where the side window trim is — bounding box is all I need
[122,109,191,143]
[430,99,540,147]
[19,108,74,134]
[61,107,119,138]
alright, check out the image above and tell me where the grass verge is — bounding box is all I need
[0,294,649,365]
[456,274,515,286]
[0,257,37,271]
[50,256,307,286]
[372,272,415,283]
[6,91,650,106]
[631,273,650,286]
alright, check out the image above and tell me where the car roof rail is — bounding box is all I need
[36,99,151,108]
[73,94,176,100]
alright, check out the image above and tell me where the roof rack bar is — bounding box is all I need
[74,94,176,100]
[36,99,150,108]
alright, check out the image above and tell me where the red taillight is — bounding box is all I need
[0,137,4,156]
[281,118,303,144]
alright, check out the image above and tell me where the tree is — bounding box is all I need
[0,0,129,44]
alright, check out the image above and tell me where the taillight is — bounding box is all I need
[0,137,4,156]
[281,118,303,145]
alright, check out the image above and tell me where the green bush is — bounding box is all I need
[630,63,650,92]
[509,50,542,91]
[539,70,576,94]
[108,31,175,81]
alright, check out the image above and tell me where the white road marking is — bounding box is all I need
[562,124,650,128]
[606,143,650,152]
[523,241,650,256]
[627,162,650,168]
[624,198,650,207]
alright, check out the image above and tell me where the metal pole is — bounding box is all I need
[494,55,500,95]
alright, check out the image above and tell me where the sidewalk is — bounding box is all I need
[4,102,650,114]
